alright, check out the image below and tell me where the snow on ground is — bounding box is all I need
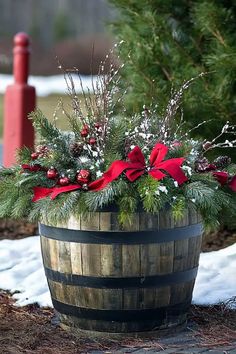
[0,235,235,308]
[0,236,51,307]
[193,242,236,306]
[0,74,98,97]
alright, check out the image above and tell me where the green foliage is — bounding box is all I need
[30,109,77,170]
[16,146,31,164]
[103,118,127,166]
[171,197,186,221]
[117,183,139,225]
[108,0,236,142]
[137,175,167,213]
[53,12,71,42]
[0,57,235,230]
[83,180,128,211]
[183,181,234,229]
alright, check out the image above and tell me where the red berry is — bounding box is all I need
[89,137,96,145]
[58,176,70,186]
[80,129,89,138]
[47,168,58,179]
[94,122,101,129]
[31,152,39,160]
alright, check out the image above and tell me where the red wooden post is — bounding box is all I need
[3,32,36,167]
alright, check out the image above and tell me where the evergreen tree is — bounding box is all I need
[108,0,236,140]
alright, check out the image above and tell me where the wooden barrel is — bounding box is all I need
[39,208,202,333]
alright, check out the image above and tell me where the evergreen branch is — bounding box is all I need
[16,146,32,164]
[171,197,186,221]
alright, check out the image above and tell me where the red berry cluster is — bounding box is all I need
[80,123,102,146]
[31,146,49,160]
[30,145,92,187]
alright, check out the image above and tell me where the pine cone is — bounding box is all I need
[36,145,49,158]
[69,143,83,157]
[194,157,211,172]
[213,156,231,169]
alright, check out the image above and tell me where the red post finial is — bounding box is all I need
[13,32,30,84]
[3,32,36,167]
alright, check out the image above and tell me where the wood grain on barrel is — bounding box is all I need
[70,242,82,275]
[48,237,59,270]
[47,281,195,310]
[40,209,202,333]
[81,243,101,276]
[174,239,189,272]
[101,244,122,276]
[140,244,160,275]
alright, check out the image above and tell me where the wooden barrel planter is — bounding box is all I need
[39,208,202,333]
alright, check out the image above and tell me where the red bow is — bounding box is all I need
[32,143,187,202]
[125,143,188,184]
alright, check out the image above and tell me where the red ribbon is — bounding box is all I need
[32,143,188,202]
[212,171,236,192]
[32,178,105,202]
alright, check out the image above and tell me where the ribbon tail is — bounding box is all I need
[50,185,81,200]
[89,160,131,191]
[32,185,82,201]
[32,187,54,202]
[88,177,106,191]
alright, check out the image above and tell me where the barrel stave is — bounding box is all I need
[40,209,202,333]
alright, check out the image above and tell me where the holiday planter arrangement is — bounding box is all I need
[1,69,236,334]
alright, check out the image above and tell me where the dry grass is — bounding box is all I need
[189,298,236,348]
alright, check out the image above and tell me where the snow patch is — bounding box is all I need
[0,74,98,97]
[0,236,51,307]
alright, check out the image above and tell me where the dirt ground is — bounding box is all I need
[0,219,38,241]
[0,290,236,354]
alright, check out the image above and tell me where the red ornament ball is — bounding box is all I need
[89,137,96,145]
[76,169,91,184]
[31,152,39,160]
[47,167,58,179]
[80,128,89,138]
[58,176,70,186]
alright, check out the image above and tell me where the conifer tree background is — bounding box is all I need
[109,0,236,141]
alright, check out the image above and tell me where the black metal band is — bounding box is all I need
[45,266,198,289]
[39,223,202,244]
[52,298,191,322]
